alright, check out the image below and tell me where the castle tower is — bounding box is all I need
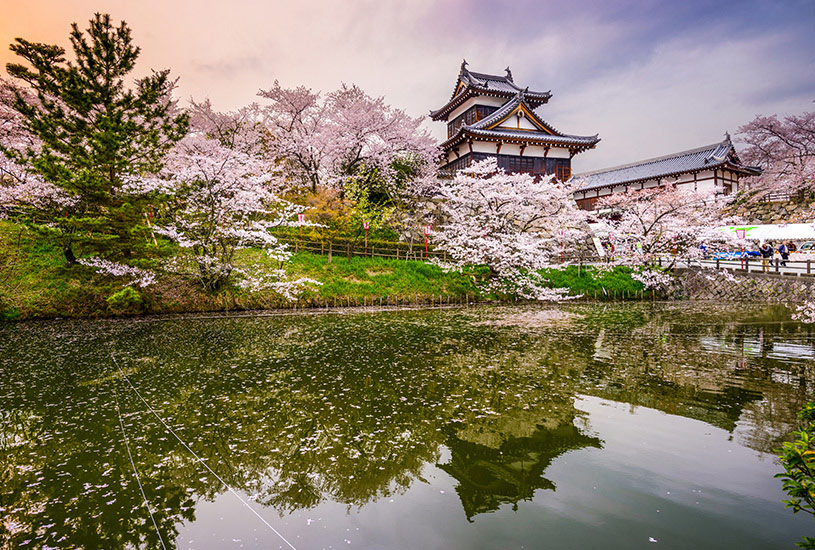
[431,61,600,179]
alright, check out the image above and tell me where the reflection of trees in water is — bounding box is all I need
[0,305,813,547]
[0,336,196,549]
[1,314,596,547]
[575,304,815,452]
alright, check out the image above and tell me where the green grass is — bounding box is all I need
[286,252,478,299]
[0,221,484,319]
[0,220,652,320]
[541,265,651,299]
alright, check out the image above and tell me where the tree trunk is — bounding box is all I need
[64,247,76,265]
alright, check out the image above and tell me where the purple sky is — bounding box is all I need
[2,0,813,171]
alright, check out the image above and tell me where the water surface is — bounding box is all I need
[1,303,814,549]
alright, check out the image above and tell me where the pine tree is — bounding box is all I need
[2,13,188,263]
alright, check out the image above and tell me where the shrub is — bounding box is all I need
[107,287,145,315]
[777,402,815,549]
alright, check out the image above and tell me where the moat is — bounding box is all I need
[1,303,813,549]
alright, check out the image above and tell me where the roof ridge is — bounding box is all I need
[575,141,725,177]
[467,70,510,82]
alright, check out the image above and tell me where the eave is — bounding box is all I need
[574,160,762,194]
[430,86,551,121]
[442,127,600,154]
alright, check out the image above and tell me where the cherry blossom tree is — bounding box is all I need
[430,158,589,300]
[259,81,437,195]
[0,80,75,215]
[738,110,815,197]
[594,186,739,269]
[137,100,314,292]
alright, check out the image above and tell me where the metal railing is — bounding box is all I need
[756,189,812,203]
[655,254,815,277]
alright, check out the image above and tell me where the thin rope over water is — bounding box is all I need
[111,354,298,550]
[114,378,168,550]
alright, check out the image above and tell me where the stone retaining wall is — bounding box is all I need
[677,268,815,302]
[727,195,815,224]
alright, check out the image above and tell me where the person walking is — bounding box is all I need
[779,242,790,267]
[760,242,773,272]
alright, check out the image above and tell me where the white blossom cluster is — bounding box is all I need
[259,82,438,194]
[135,101,312,293]
[236,270,322,300]
[431,158,587,302]
[704,268,739,284]
[588,186,741,268]
[0,80,77,214]
[630,268,674,290]
[77,257,156,288]
[792,301,815,324]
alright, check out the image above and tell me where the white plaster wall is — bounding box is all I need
[497,115,538,130]
[500,143,522,156]
[695,179,716,193]
[459,142,568,158]
[470,141,495,154]
[447,96,505,121]
[547,147,570,159]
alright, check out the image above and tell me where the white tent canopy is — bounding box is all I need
[714,223,815,242]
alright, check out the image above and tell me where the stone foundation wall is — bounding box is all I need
[727,195,815,224]
[677,268,815,302]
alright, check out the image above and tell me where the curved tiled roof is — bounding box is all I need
[430,61,551,121]
[460,128,599,146]
[441,91,600,150]
[574,136,761,192]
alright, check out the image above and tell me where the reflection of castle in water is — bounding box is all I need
[439,419,602,521]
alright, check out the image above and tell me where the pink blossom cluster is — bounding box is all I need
[703,268,739,284]
[792,300,815,324]
[134,100,314,294]
[0,79,76,212]
[594,186,740,268]
[431,158,588,301]
[738,110,815,197]
[630,268,674,290]
[235,269,322,300]
[259,82,438,193]
[77,257,156,288]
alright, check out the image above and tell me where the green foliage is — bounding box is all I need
[106,286,145,315]
[0,220,483,319]
[540,265,649,298]
[283,252,479,300]
[0,296,20,320]
[344,178,395,235]
[777,402,815,549]
[302,188,355,243]
[3,13,187,263]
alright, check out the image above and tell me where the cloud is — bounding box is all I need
[0,0,812,173]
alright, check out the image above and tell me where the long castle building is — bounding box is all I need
[572,134,762,210]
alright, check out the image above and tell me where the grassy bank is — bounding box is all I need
[0,221,483,320]
[0,221,648,320]
[541,265,650,300]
